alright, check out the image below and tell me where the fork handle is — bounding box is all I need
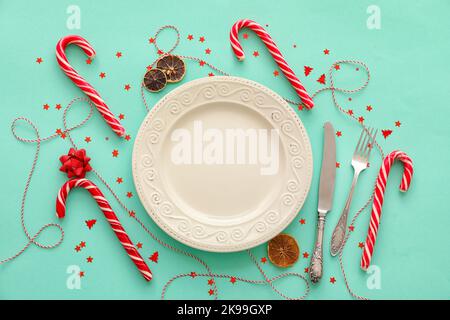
[330,171,360,256]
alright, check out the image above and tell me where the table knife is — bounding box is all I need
[310,122,336,283]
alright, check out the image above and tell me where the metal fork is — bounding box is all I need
[330,127,377,256]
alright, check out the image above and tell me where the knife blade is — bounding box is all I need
[318,122,336,213]
[309,121,336,283]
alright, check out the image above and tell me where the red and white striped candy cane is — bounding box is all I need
[56,35,125,137]
[360,150,413,270]
[56,178,152,281]
[230,19,314,109]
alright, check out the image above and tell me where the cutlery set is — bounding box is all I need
[309,123,377,283]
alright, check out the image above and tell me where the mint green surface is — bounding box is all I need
[0,0,449,300]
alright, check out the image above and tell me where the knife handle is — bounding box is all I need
[310,214,326,283]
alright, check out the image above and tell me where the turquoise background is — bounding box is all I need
[0,0,449,299]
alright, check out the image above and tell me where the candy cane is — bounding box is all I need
[56,178,152,281]
[360,150,413,271]
[56,35,125,137]
[230,19,314,109]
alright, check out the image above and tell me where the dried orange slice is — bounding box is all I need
[143,69,167,92]
[156,55,186,82]
[267,234,299,268]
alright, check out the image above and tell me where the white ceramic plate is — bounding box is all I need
[132,76,312,252]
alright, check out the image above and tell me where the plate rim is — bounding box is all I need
[132,76,313,252]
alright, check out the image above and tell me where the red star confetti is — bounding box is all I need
[273,70,279,77]
[395,121,401,127]
[116,52,122,58]
[124,134,131,141]
[260,257,267,263]
[336,131,342,137]
[75,245,81,252]
[86,256,93,263]
[366,105,373,112]
[304,66,313,76]
[299,218,306,225]
[79,271,85,278]
[190,272,197,278]
[334,64,340,70]
[304,267,309,273]
[208,72,214,77]
[349,225,355,232]
[85,219,96,230]
[116,177,123,184]
[84,136,91,143]
[303,252,309,259]
[199,36,205,43]
[124,84,131,91]
[253,50,259,57]
[347,109,354,116]
[298,104,304,111]
[317,74,326,85]
[230,277,237,284]
[126,191,133,198]
[336,162,340,168]
[146,65,153,71]
[242,33,249,39]
[36,57,43,64]
[199,60,206,67]
[129,210,136,217]
[86,58,92,65]
[149,251,159,263]
[358,242,365,249]
[112,149,119,157]
[55,104,62,110]
[208,279,214,286]
[56,128,66,139]
[148,37,155,44]
[43,104,50,110]
[358,116,365,123]
[187,34,193,40]
[382,129,392,139]
[118,113,125,120]
[324,49,330,55]
[208,289,215,296]
[136,242,143,249]
[99,72,106,79]
[330,277,336,284]
[205,48,211,54]
[80,241,86,248]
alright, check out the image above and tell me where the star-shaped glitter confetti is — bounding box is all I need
[55,104,62,110]
[43,104,50,110]
[79,271,85,278]
[230,277,237,284]
[303,252,309,259]
[304,267,309,273]
[129,210,136,217]
[358,242,365,249]
[199,36,205,43]
[149,37,155,44]
[118,113,125,120]
[199,60,206,67]
[273,70,279,77]
[336,162,340,168]
[395,121,401,127]
[116,52,122,58]
[86,58,92,65]
[336,131,342,137]
[126,192,133,198]
[358,116,365,123]
[205,48,211,54]
[136,242,143,249]
[334,64,340,70]
[84,136,91,143]
[208,279,214,286]
[349,225,355,232]
[253,51,259,57]
[330,277,336,284]
[366,105,373,112]
[323,49,330,55]
[208,72,214,77]
[80,241,86,248]
[75,245,81,252]
[86,256,93,263]
[190,272,197,278]
[347,109,354,116]
[260,257,267,263]
[299,218,306,225]
[124,134,131,141]
[112,149,119,157]
[36,57,43,64]
[124,84,131,91]
[99,72,106,79]
[187,34,193,40]
[116,177,123,184]
[208,289,215,296]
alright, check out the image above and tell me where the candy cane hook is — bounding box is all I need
[56,178,152,281]
[56,35,126,137]
[230,19,314,109]
[360,150,413,270]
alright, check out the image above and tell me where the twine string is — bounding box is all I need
[3,25,383,300]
